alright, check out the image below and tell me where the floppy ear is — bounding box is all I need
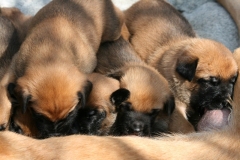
[176,53,198,81]
[7,83,17,101]
[8,83,32,114]
[107,70,124,81]
[78,80,93,108]
[110,88,130,106]
[163,96,175,116]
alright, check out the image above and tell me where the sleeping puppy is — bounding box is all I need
[124,0,238,132]
[0,8,31,130]
[76,73,119,135]
[2,0,123,138]
[95,36,175,136]
[0,48,240,160]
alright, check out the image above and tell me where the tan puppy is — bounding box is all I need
[77,72,119,135]
[0,48,240,160]
[95,36,175,136]
[0,8,31,130]
[1,0,123,138]
[124,0,238,133]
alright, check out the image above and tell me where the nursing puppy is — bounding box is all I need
[124,0,238,132]
[0,8,30,130]
[95,36,175,136]
[2,0,123,138]
[77,73,119,135]
[0,48,240,160]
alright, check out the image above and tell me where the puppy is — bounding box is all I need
[124,0,238,132]
[95,36,175,136]
[76,72,119,135]
[0,48,240,160]
[0,8,30,130]
[2,0,123,138]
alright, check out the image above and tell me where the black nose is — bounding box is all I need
[132,121,144,132]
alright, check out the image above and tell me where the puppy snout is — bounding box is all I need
[132,121,144,132]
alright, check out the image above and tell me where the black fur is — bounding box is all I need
[110,88,130,107]
[76,107,106,135]
[163,95,175,116]
[176,56,198,81]
[188,75,237,128]
[109,101,162,136]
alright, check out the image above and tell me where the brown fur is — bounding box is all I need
[95,36,174,135]
[124,0,238,133]
[0,48,240,159]
[0,0,123,135]
[0,8,30,129]
[96,37,172,113]
[86,73,119,135]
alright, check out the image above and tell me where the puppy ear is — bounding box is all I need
[176,53,198,81]
[8,83,31,113]
[107,70,124,81]
[7,83,17,101]
[78,80,93,108]
[163,96,175,116]
[110,88,130,106]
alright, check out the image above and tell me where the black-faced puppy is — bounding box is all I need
[2,0,123,138]
[125,0,238,133]
[95,36,175,136]
[76,73,119,135]
[0,8,30,130]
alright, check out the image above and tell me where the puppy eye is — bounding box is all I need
[197,77,220,86]
[210,77,220,86]
[230,75,238,84]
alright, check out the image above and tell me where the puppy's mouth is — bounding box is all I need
[197,107,232,132]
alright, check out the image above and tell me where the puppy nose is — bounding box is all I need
[132,121,144,132]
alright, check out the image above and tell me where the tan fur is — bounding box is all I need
[124,0,238,133]
[0,0,123,131]
[96,36,173,113]
[0,9,29,129]
[0,48,240,160]
[87,73,119,135]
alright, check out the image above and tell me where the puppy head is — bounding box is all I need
[76,73,119,135]
[109,65,175,136]
[110,94,160,136]
[166,39,238,127]
[8,64,92,138]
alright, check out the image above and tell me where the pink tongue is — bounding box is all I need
[197,109,230,131]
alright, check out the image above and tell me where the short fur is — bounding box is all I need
[95,36,175,136]
[0,8,30,130]
[0,48,240,160]
[1,0,123,138]
[77,73,119,135]
[124,0,238,132]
